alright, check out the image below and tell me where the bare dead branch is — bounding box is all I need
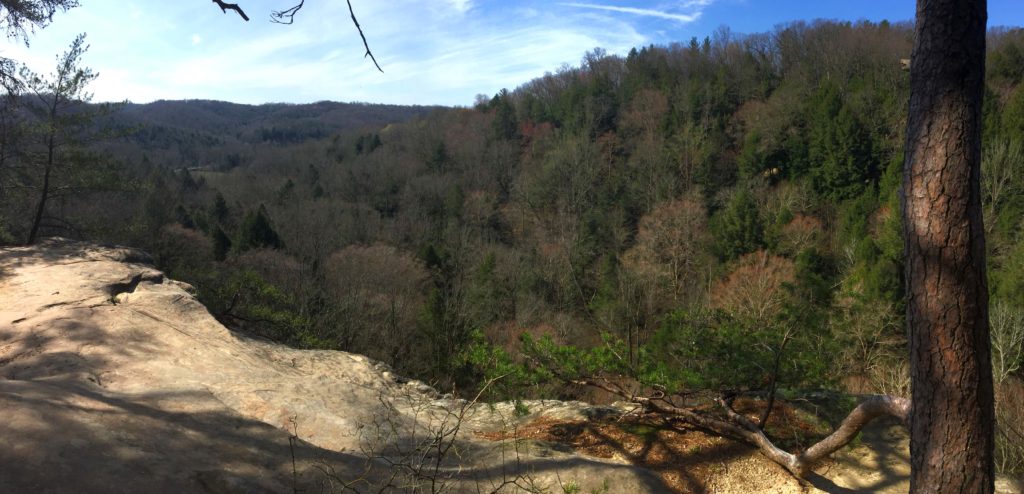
[346,0,383,72]
[212,0,250,21]
[270,0,304,25]
[219,1,382,72]
[758,326,794,429]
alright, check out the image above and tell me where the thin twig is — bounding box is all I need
[346,0,383,72]
[212,0,381,73]
[271,0,304,24]
[287,417,300,494]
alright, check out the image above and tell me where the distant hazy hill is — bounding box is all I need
[102,99,443,169]
[119,100,440,140]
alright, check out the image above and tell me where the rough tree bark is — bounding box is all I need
[903,0,994,492]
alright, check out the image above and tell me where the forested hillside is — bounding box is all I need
[102,99,441,171]
[3,19,1023,474]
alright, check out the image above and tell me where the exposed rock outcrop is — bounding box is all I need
[4,239,1020,494]
[0,239,663,493]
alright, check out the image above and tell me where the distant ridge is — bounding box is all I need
[117,99,444,142]
[96,99,445,169]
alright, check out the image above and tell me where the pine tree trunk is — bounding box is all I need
[26,162,51,245]
[903,0,994,492]
[27,131,57,245]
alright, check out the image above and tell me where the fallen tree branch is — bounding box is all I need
[572,377,909,479]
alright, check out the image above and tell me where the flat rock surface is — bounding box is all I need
[0,239,664,493]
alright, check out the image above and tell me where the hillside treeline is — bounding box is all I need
[3,19,1022,472]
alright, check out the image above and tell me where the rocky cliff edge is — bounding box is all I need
[0,239,662,493]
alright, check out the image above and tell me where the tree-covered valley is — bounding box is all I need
[3,18,1024,479]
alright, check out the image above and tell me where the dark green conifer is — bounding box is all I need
[711,190,764,260]
[212,226,232,261]
[237,205,283,251]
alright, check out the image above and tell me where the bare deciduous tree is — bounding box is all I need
[710,251,795,325]
[622,194,710,308]
[989,302,1024,386]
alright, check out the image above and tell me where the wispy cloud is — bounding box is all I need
[0,0,654,106]
[560,2,705,23]
[446,0,473,14]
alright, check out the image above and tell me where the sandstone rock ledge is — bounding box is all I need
[0,239,663,493]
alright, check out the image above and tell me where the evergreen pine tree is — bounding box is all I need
[711,190,764,260]
[212,225,232,261]
[237,205,283,251]
[807,84,876,200]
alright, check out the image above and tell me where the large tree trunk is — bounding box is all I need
[903,0,994,492]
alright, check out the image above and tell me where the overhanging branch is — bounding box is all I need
[212,1,383,72]
[346,0,382,72]
[212,0,250,21]
[270,0,304,24]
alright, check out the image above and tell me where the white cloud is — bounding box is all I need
[560,2,703,23]
[562,1,718,24]
[0,0,656,106]
[446,0,473,14]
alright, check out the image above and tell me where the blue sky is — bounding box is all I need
[1,1,1021,106]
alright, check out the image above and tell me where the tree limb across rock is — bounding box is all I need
[573,376,910,479]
